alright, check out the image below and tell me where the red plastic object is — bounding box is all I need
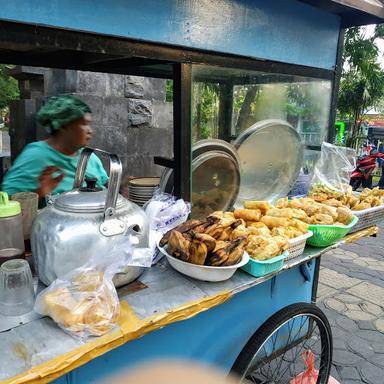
[290,350,340,384]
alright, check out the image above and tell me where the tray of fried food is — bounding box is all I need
[158,212,249,267]
[309,184,384,211]
[275,197,354,226]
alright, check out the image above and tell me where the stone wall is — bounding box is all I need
[10,67,173,180]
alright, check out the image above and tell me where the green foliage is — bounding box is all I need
[192,82,220,141]
[0,64,19,110]
[165,79,173,102]
[338,25,384,147]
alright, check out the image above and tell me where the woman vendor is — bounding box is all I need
[1,95,108,203]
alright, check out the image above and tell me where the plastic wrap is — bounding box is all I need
[144,191,191,264]
[310,142,356,193]
[34,241,144,338]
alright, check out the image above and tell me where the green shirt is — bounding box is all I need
[1,141,108,196]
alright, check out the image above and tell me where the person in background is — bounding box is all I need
[1,95,108,204]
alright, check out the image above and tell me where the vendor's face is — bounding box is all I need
[63,113,93,149]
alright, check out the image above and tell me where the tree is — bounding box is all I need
[338,26,384,148]
[0,64,19,111]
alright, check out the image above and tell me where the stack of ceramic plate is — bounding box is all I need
[128,177,160,206]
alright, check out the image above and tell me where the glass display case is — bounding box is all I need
[190,64,332,217]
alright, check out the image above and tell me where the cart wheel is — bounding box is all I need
[231,303,332,384]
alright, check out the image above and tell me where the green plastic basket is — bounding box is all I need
[241,251,289,277]
[307,215,358,247]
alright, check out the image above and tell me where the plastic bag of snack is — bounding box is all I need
[34,241,135,338]
[144,190,191,264]
[310,142,356,194]
[290,350,340,384]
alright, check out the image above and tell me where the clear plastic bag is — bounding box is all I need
[34,240,139,338]
[290,350,340,384]
[144,190,191,264]
[310,142,356,194]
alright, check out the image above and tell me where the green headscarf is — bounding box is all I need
[37,95,92,134]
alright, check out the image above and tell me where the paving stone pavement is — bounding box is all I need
[317,224,384,384]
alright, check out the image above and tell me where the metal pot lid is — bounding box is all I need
[54,189,126,213]
[233,119,303,206]
[191,150,240,219]
[192,139,240,165]
[159,139,240,196]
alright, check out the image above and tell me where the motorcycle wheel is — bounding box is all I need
[350,178,361,191]
[362,175,373,189]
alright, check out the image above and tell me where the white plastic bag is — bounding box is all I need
[144,190,191,264]
[310,142,356,193]
[34,240,142,338]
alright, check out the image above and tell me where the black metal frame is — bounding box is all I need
[0,19,346,200]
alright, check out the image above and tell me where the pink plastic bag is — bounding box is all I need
[290,351,340,384]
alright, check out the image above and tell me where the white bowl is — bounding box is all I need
[157,244,249,282]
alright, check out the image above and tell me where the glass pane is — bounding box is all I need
[191,64,332,216]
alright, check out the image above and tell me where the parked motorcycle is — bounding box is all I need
[350,151,384,190]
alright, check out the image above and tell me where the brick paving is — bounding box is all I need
[317,224,384,384]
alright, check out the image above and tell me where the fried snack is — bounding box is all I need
[247,224,271,237]
[213,240,228,253]
[352,202,371,211]
[234,208,261,222]
[311,192,329,202]
[272,235,289,251]
[246,235,280,261]
[267,208,308,221]
[336,207,353,225]
[188,238,208,265]
[191,232,216,253]
[220,237,247,266]
[168,230,190,261]
[244,201,271,214]
[310,213,334,225]
[289,219,309,234]
[323,198,343,208]
[319,205,338,220]
[275,197,289,208]
[271,227,286,237]
[160,219,202,246]
[42,287,77,319]
[230,224,249,241]
[72,271,104,292]
[261,215,289,229]
[284,227,304,239]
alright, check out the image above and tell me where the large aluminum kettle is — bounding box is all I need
[31,147,149,287]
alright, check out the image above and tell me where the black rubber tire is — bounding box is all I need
[350,178,361,191]
[231,303,333,384]
[362,175,373,189]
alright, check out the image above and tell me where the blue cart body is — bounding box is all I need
[53,260,316,383]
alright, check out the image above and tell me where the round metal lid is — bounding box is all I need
[234,119,303,206]
[54,189,126,213]
[191,151,240,219]
[192,139,240,166]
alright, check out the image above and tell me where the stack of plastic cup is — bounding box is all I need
[0,259,35,316]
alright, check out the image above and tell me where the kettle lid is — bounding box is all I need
[54,179,126,213]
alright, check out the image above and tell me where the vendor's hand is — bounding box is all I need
[36,166,65,198]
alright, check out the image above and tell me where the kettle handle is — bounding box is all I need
[73,147,123,222]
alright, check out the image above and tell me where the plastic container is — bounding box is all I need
[286,231,313,260]
[307,216,358,247]
[157,244,249,282]
[12,192,39,240]
[241,251,289,277]
[349,205,384,233]
[0,259,35,316]
[0,192,25,266]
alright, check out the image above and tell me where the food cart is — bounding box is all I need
[0,1,384,383]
